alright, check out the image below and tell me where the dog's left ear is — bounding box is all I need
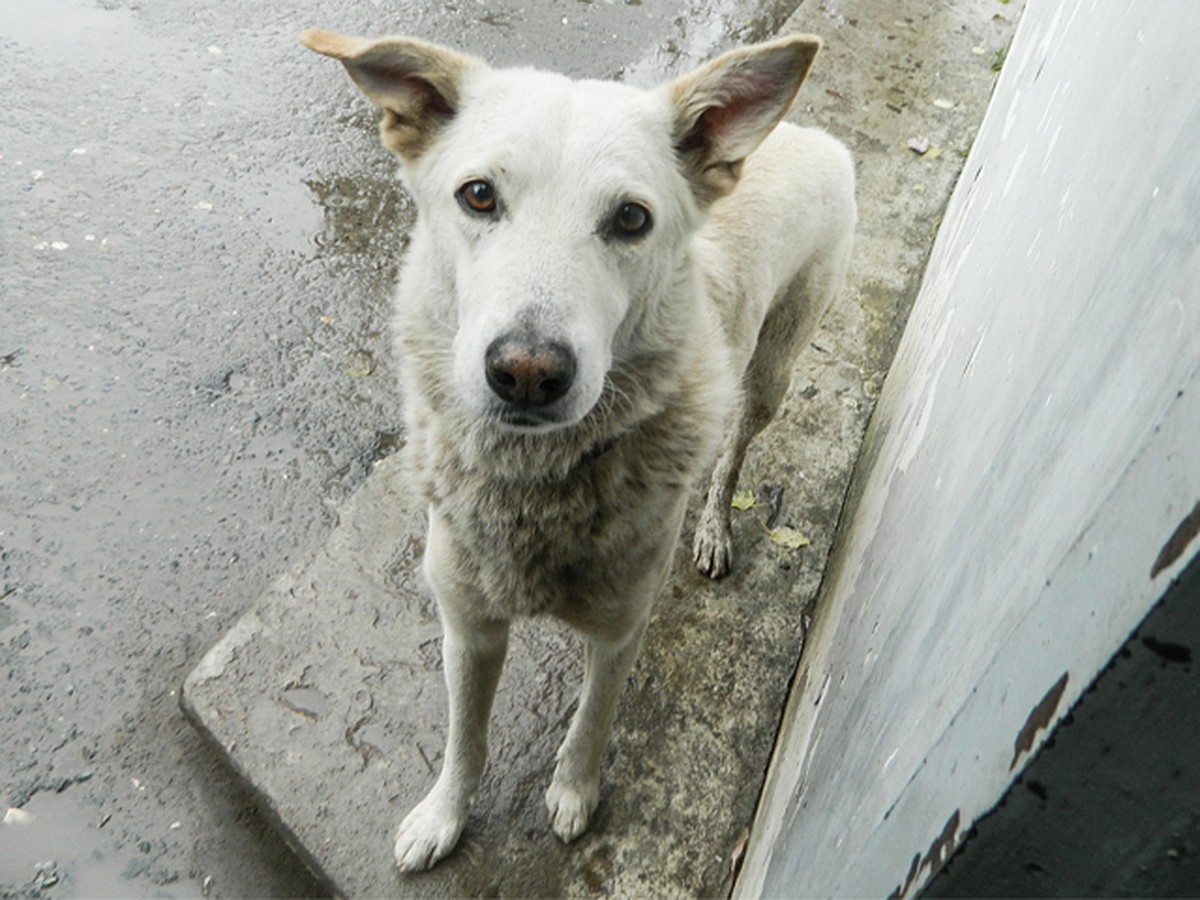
[667,35,821,206]
[300,29,482,163]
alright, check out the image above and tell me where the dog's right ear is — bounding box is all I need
[667,35,821,207]
[299,29,481,163]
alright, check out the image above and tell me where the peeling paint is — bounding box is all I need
[889,853,920,899]
[889,809,961,898]
[1010,672,1069,770]
[1150,499,1200,579]
[922,808,961,875]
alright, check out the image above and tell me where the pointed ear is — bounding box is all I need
[667,35,821,205]
[299,29,481,162]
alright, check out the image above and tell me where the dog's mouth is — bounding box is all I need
[490,406,572,433]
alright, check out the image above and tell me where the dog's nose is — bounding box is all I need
[485,335,576,407]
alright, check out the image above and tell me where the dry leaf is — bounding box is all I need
[767,526,811,549]
[346,349,375,378]
[731,489,760,511]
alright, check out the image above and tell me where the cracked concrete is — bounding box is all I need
[180,0,1023,895]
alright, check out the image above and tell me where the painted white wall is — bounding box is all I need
[737,1,1200,896]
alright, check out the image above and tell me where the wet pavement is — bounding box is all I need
[1,0,800,895]
[2,0,1020,895]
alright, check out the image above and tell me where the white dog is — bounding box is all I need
[300,28,855,872]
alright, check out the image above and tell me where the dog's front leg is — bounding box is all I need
[692,430,747,579]
[545,615,649,843]
[395,596,510,872]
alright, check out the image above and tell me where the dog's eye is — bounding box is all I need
[613,202,652,239]
[458,179,497,215]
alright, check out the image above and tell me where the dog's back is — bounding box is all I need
[691,123,855,576]
[700,123,856,374]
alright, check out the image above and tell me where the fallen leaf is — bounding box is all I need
[346,349,375,378]
[767,526,811,550]
[731,489,760,511]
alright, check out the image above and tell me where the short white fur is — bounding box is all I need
[299,27,856,873]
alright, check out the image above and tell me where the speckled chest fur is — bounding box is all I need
[398,309,735,621]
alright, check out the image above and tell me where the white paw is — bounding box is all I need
[393,793,466,873]
[545,777,599,844]
[692,516,734,579]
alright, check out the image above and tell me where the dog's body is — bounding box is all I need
[301,29,855,872]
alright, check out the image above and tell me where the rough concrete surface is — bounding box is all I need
[181,1,1023,896]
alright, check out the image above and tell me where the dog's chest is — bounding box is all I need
[423,419,704,619]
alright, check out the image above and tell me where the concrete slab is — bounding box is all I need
[180,1,1022,895]
[180,439,848,897]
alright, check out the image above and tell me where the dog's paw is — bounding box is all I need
[394,795,466,873]
[692,518,734,579]
[545,778,599,844]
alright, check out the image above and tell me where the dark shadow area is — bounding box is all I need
[925,551,1200,897]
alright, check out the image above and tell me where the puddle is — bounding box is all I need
[0,790,202,898]
[306,173,417,278]
[619,0,803,83]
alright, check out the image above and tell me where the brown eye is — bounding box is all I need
[458,179,497,214]
[613,201,652,238]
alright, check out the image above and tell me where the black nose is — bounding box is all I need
[485,335,576,408]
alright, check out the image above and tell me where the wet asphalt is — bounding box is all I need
[1,0,800,895]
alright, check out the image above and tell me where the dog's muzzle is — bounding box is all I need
[484,333,577,427]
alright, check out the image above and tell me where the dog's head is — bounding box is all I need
[301,30,819,432]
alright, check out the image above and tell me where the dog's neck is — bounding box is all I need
[580,433,620,466]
